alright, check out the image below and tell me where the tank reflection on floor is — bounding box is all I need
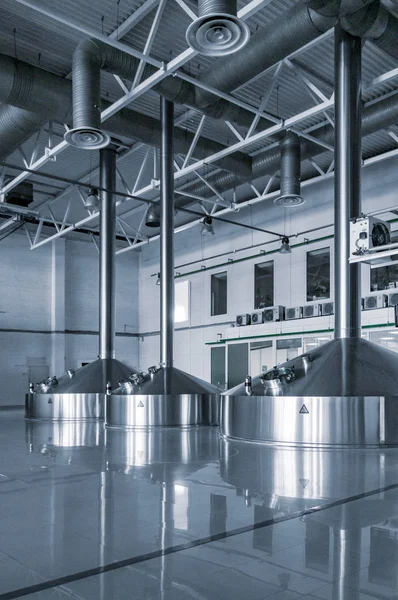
[25,419,105,450]
[215,437,398,599]
[16,419,398,600]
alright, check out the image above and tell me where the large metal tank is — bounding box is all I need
[221,29,398,446]
[26,146,138,421]
[106,99,220,429]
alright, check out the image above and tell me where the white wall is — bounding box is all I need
[137,155,398,382]
[0,235,140,406]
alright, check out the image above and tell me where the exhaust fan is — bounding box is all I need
[263,306,285,322]
[303,304,321,318]
[285,307,303,320]
[186,0,250,56]
[321,302,334,316]
[350,217,390,256]
[251,310,264,325]
[364,294,388,310]
[236,313,251,326]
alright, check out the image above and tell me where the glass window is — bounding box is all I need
[254,261,274,309]
[370,264,398,292]
[307,248,330,301]
[211,272,227,316]
[175,280,190,324]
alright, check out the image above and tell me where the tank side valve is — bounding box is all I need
[245,376,253,396]
[106,381,112,395]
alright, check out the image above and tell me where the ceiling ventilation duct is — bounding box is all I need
[186,0,250,56]
[274,132,304,207]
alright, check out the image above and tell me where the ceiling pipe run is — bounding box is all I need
[0,53,250,176]
[99,146,117,359]
[181,90,398,208]
[160,98,175,377]
[334,26,362,339]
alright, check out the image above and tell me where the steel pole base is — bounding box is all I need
[106,393,219,429]
[25,393,104,421]
[220,395,398,447]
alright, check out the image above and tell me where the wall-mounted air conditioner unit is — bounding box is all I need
[321,302,334,316]
[236,313,251,326]
[363,294,388,310]
[350,216,390,256]
[263,306,285,322]
[302,304,321,318]
[285,307,303,320]
[251,310,264,325]
[388,292,398,307]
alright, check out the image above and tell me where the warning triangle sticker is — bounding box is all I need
[299,404,309,414]
[300,479,310,489]
[137,401,144,408]
[48,398,53,404]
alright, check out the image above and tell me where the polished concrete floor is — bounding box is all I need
[2,411,398,599]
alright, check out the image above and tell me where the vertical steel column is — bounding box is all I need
[99,147,117,359]
[160,98,175,370]
[334,27,362,339]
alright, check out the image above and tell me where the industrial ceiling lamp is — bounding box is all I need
[279,236,291,254]
[145,204,161,228]
[186,0,250,56]
[84,187,100,210]
[201,215,215,236]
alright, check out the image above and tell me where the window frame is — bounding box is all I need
[210,271,228,316]
[306,246,331,302]
[254,260,274,310]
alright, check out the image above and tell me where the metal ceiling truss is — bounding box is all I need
[2,0,311,200]
[2,0,398,253]
[18,72,398,252]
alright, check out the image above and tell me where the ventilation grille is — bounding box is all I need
[389,294,398,306]
[303,305,316,318]
[322,302,334,316]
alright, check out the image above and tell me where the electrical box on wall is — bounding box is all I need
[263,306,285,322]
[363,294,388,310]
[350,217,390,256]
[285,307,303,320]
[251,310,264,325]
[303,304,321,318]
[236,314,251,326]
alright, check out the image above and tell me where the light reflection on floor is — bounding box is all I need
[0,410,398,598]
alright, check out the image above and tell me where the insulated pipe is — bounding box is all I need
[0,104,46,159]
[194,0,374,109]
[160,98,175,371]
[276,131,302,203]
[99,146,117,359]
[181,78,398,209]
[0,54,250,175]
[334,27,362,339]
